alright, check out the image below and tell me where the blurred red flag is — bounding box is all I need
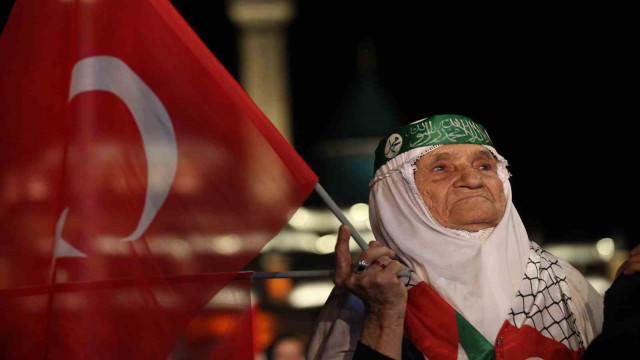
[0,0,317,358]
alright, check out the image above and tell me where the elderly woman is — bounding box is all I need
[308,115,606,360]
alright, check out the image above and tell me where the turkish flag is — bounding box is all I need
[0,0,317,358]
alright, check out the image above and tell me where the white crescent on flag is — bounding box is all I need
[53,56,178,265]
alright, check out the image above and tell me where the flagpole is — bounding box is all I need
[251,270,333,279]
[314,183,411,278]
[314,183,369,250]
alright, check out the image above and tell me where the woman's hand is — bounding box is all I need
[333,225,407,359]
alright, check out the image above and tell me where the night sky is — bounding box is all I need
[2,2,635,247]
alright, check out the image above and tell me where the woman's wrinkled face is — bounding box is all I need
[414,144,507,231]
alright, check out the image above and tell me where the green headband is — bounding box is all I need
[374,114,494,172]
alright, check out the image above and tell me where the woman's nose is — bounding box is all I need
[454,166,483,189]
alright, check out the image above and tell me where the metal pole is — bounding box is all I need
[313,183,369,250]
[251,270,333,280]
[313,183,410,278]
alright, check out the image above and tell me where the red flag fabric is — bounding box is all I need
[0,272,254,359]
[404,282,459,360]
[0,0,317,358]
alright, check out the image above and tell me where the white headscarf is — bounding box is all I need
[369,144,531,343]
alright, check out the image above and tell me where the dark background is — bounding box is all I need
[2,2,635,247]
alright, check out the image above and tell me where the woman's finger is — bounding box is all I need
[382,260,407,279]
[356,246,395,265]
[333,225,353,285]
[370,255,392,268]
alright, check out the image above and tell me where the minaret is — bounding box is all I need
[228,0,295,142]
[315,39,402,205]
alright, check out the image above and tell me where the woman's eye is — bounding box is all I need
[478,163,492,170]
[432,165,445,172]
